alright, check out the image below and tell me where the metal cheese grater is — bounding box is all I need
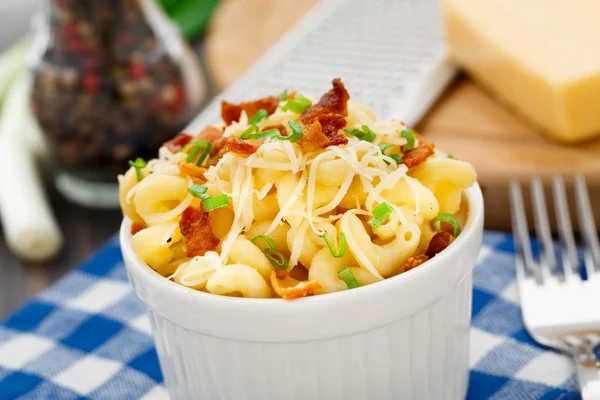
[187,0,455,131]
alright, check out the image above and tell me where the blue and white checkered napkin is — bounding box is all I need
[0,231,581,399]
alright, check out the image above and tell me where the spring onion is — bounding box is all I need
[240,124,258,139]
[282,95,312,114]
[367,202,394,228]
[378,143,403,164]
[263,249,289,270]
[202,194,229,211]
[128,157,146,181]
[287,120,303,143]
[401,129,415,151]
[337,267,359,289]
[345,125,376,142]
[249,109,268,125]
[252,235,289,270]
[188,184,210,200]
[248,129,283,141]
[322,232,347,258]
[183,140,212,166]
[447,153,454,159]
[433,212,461,237]
[280,89,289,101]
[252,235,277,250]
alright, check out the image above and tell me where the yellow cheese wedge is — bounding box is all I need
[444,0,600,143]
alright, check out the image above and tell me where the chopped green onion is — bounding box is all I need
[248,129,283,140]
[433,212,461,237]
[322,232,347,258]
[202,194,229,211]
[344,126,376,142]
[447,153,454,159]
[367,202,394,228]
[401,129,415,152]
[337,267,359,289]
[184,141,212,166]
[379,144,403,164]
[249,109,268,125]
[263,248,289,270]
[128,157,146,181]
[240,125,258,139]
[280,89,289,101]
[252,235,288,269]
[252,235,277,251]
[287,120,304,143]
[282,95,312,114]
[188,184,210,200]
[360,125,377,142]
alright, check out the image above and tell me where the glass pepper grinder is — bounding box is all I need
[29,0,206,207]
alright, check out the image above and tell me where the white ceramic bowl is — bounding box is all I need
[121,183,484,400]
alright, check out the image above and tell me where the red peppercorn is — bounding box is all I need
[65,22,79,39]
[128,61,145,79]
[168,81,186,114]
[82,73,100,94]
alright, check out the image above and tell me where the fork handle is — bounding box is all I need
[574,344,600,399]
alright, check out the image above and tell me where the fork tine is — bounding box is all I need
[531,178,558,281]
[574,175,600,278]
[509,181,540,283]
[552,176,579,280]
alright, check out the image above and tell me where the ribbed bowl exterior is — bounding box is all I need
[146,273,472,400]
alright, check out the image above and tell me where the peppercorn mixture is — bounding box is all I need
[30,0,200,182]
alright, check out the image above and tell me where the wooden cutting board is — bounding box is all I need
[205,0,600,231]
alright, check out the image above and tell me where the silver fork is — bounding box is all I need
[510,175,600,399]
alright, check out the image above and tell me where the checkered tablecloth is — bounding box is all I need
[0,231,581,399]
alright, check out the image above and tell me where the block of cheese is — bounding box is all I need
[444,0,600,143]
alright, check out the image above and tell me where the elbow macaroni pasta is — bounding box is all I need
[120,84,477,299]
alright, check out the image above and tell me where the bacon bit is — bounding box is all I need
[263,124,288,136]
[297,121,330,153]
[269,271,321,300]
[130,222,146,235]
[300,78,350,124]
[426,231,452,258]
[221,101,241,126]
[179,163,207,180]
[224,138,262,155]
[221,96,280,125]
[402,140,435,168]
[163,134,192,153]
[317,113,348,147]
[179,206,220,258]
[404,254,429,272]
[195,126,223,143]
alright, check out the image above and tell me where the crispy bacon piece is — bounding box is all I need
[269,271,321,300]
[195,126,223,143]
[426,231,452,258]
[297,114,348,152]
[224,138,262,155]
[263,124,288,136]
[402,140,435,168]
[130,222,146,235]
[318,113,348,147]
[221,95,280,125]
[179,162,207,180]
[404,254,429,272]
[300,78,349,124]
[179,206,219,258]
[297,121,330,152]
[163,134,192,153]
